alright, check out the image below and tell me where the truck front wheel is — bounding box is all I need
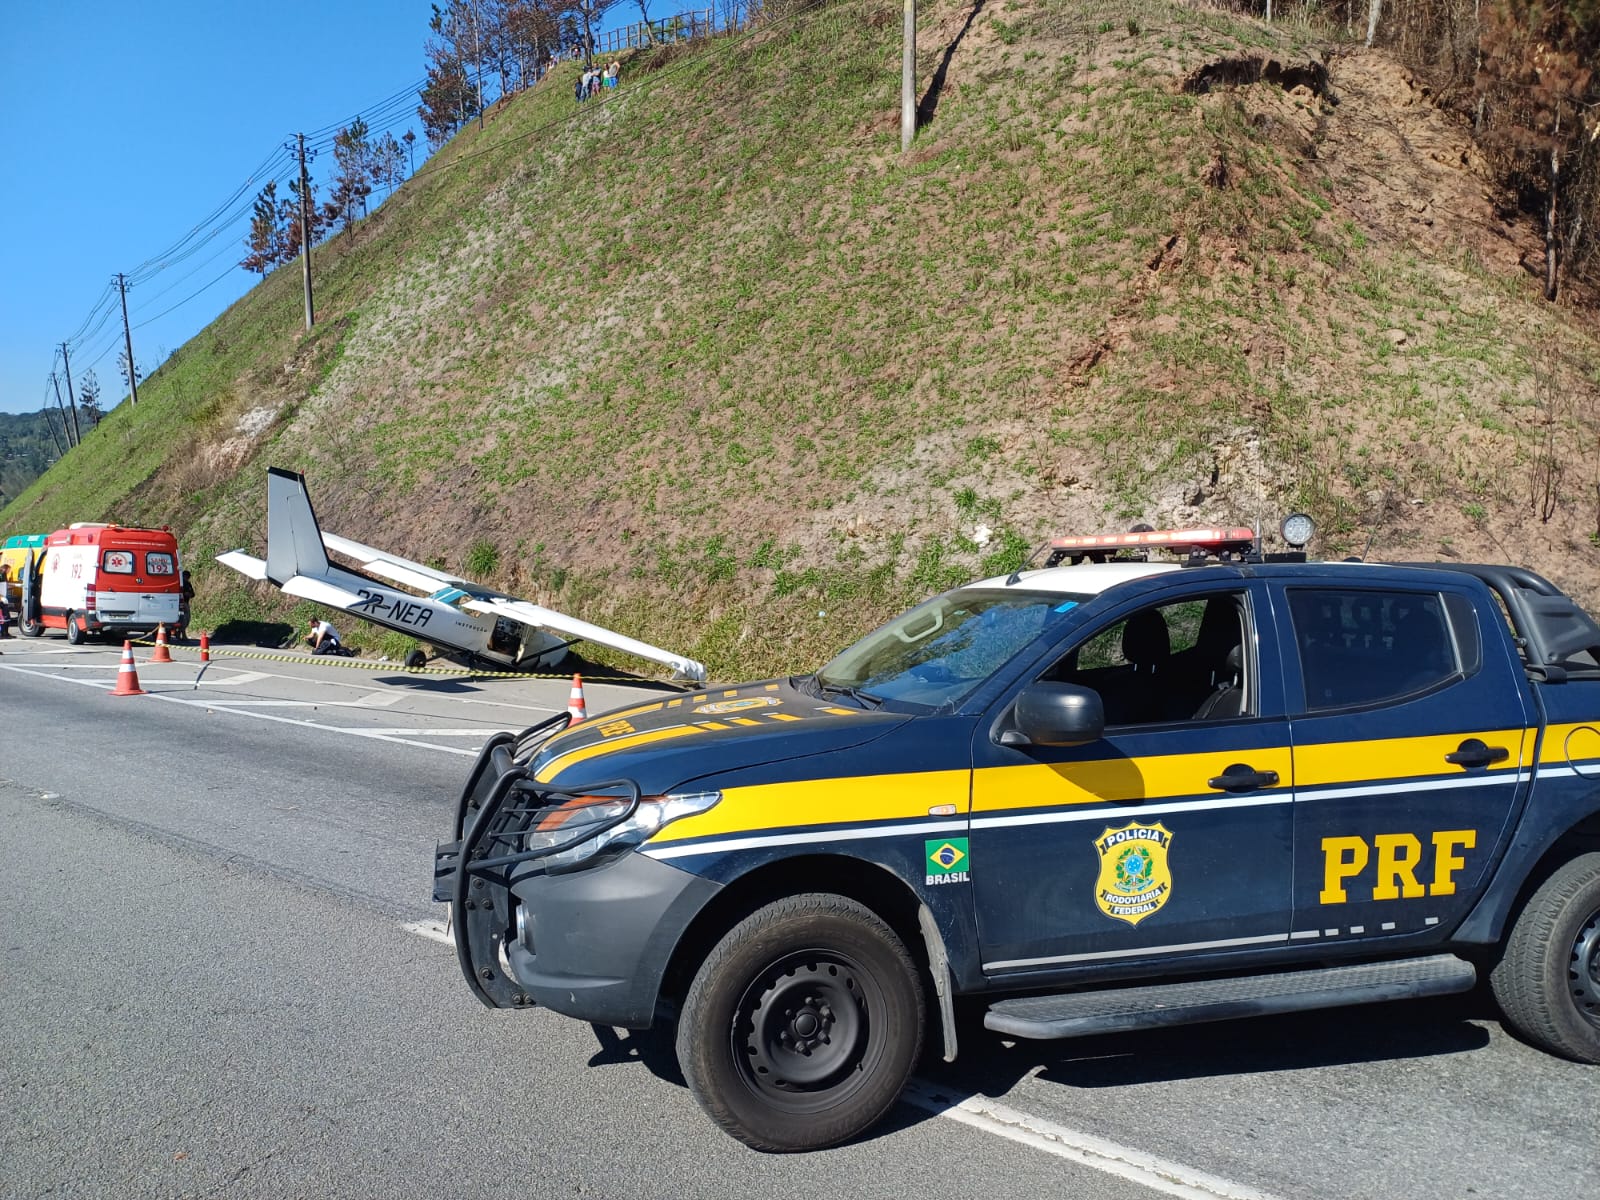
[676,893,925,1152]
[1490,851,1600,1063]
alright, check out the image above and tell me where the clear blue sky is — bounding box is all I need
[0,1,450,415]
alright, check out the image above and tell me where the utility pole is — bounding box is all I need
[50,372,76,448]
[901,0,916,152]
[41,400,65,457]
[295,133,315,330]
[58,345,83,445]
[403,129,416,176]
[114,272,139,407]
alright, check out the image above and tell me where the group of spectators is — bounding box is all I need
[575,60,621,102]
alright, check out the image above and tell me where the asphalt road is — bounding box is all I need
[2,639,1596,1199]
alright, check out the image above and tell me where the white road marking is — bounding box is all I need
[392,920,1284,1198]
[901,1082,1285,1200]
[463,697,565,715]
[0,662,477,756]
[350,728,503,737]
[401,919,454,945]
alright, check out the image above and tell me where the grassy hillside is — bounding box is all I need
[6,0,1598,678]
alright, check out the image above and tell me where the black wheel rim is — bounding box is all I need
[732,949,885,1115]
[1572,907,1600,1026]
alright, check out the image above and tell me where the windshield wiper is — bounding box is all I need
[817,680,884,709]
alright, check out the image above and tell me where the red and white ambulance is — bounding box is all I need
[18,523,183,644]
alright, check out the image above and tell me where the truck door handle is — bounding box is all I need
[1445,738,1510,769]
[1208,763,1280,792]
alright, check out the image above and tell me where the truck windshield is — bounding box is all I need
[816,588,1089,712]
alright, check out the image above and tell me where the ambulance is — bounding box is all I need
[17,524,183,643]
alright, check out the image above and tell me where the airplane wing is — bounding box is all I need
[462,597,708,683]
[321,532,469,595]
[216,550,268,581]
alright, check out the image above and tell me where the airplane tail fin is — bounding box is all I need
[264,467,331,586]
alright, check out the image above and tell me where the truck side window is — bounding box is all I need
[1045,593,1248,726]
[1288,587,1460,711]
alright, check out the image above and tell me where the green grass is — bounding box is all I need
[6,0,1600,680]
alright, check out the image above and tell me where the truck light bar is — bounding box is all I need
[1051,527,1256,552]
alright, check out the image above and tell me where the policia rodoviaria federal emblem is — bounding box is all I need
[1093,822,1173,926]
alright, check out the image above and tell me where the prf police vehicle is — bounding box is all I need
[434,521,1600,1152]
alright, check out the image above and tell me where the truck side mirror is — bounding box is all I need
[1001,682,1106,747]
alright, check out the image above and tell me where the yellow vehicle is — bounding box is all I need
[0,533,47,615]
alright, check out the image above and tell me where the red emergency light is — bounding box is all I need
[1043,526,1258,567]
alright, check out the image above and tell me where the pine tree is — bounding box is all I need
[77,370,102,428]
[325,118,375,237]
[240,180,284,275]
[278,173,328,260]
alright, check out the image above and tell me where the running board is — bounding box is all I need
[984,954,1477,1040]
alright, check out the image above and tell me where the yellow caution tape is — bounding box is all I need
[124,636,655,683]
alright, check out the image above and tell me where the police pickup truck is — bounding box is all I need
[434,523,1600,1152]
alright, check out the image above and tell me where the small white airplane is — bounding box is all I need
[217,468,707,682]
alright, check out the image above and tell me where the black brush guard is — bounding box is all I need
[433,714,642,1008]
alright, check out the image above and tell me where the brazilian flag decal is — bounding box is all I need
[925,838,970,885]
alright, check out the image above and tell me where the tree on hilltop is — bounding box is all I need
[373,131,407,196]
[420,49,476,148]
[241,180,286,275]
[326,117,375,238]
[77,370,102,429]
[279,172,328,260]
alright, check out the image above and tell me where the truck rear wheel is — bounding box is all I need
[676,893,924,1152]
[65,614,84,645]
[1490,851,1600,1063]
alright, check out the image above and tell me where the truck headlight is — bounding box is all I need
[524,790,720,870]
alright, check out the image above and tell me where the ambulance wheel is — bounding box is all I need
[19,614,41,637]
[676,893,924,1152]
[66,614,84,645]
[1490,852,1600,1064]
[405,649,428,670]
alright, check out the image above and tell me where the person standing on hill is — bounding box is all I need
[575,70,587,103]
[606,60,620,89]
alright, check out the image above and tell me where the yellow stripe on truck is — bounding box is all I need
[534,724,706,783]
[650,769,972,844]
[1295,728,1529,786]
[972,747,1293,813]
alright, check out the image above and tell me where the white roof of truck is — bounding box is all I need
[968,561,1182,595]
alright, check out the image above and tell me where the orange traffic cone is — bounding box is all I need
[566,673,587,724]
[111,640,147,696]
[199,631,211,663]
[149,624,173,664]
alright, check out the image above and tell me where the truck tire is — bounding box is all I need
[19,613,41,637]
[66,614,84,645]
[1490,851,1600,1063]
[676,893,925,1152]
